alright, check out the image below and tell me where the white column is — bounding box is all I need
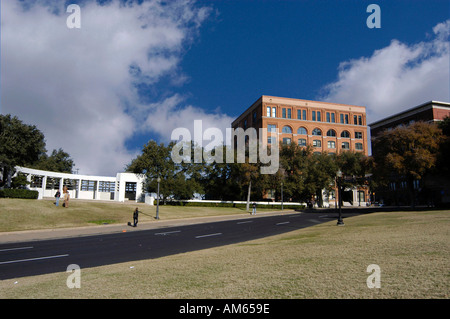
[41,175,47,199]
[352,188,358,206]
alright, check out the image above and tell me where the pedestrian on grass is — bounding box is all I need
[63,186,70,208]
[55,190,61,207]
[133,207,139,227]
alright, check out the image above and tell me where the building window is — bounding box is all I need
[327,141,336,149]
[267,106,271,117]
[355,131,363,139]
[331,113,335,123]
[297,109,306,120]
[354,115,358,125]
[268,124,277,133]
[341,130,350,138]
[312,111,316,121]
[326,112,330,122]
[272,107,276,118]
[312,128,322,136]
[358,115,362,125]
[81,180,96,191]
[340,114,349,124]
[282,108,286,118]
[355,143,363,150]
[282,126,292,134]
[30,175,44,188]
[287,108,291,119]
[342,142,350,150]
[326,129,336,137]
[317,111,321,122]
[267,136,274,144]
[282,137,291,145]
[99,181,115,192]
[298,138,307,146]
[313,140,321,147]
[297,127,307,135]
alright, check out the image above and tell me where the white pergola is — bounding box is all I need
[15,166,146,203]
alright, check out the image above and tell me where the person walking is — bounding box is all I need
[133,207,139,227]
[55,190,61,207]
[252,202,256,215]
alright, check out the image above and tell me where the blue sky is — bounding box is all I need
[1,0,449,175]
[180,0,449,116]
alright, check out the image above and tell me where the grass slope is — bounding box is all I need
[1,209,449,299]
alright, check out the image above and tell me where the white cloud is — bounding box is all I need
[318,20,450,124]
[1,0,212,175]
[139,94,234,146]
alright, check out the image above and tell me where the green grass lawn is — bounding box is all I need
[1,208,449,299]
[0,198,279,232]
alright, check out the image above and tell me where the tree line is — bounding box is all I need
[127,118,450,207]
[126,140,373,206]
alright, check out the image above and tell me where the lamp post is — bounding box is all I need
[281,181,284,211]
[336,170,344,226]
[156,177,161,220]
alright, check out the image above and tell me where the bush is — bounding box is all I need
[0,188,39,199]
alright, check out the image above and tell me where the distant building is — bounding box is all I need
[369,100,450,206]
[232,95,370,207]
[370,100,450,138]
[14,166,146,203]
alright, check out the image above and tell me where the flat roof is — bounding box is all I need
[369,100,450,129]
[232,95,366,126]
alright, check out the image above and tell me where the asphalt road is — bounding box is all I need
[0,211,358,280]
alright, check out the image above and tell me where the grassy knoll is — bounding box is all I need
[0,198,278,232]
[1,209,449,299]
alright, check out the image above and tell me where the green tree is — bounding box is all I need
[372,121,443,206]
[0,114,46,187]
[127,140,204,202]
[33,148,75,173]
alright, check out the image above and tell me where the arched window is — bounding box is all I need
[297,127,307,135]
[326,129,336,137]
[312,128,322,136]
[282,126,292,134]
[341,130,350,138]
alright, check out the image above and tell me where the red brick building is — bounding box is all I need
[232,95,368,155]
[232,95,369,206]
[370,100,450,138]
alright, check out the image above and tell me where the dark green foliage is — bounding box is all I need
[0,189,39,199]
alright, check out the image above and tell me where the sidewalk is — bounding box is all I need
[0,210,296,244]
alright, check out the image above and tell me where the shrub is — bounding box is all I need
[0,189,39,199]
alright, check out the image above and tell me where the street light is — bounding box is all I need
[281,181,284,211]
[156,177,161,220]
[336,170,344,226]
